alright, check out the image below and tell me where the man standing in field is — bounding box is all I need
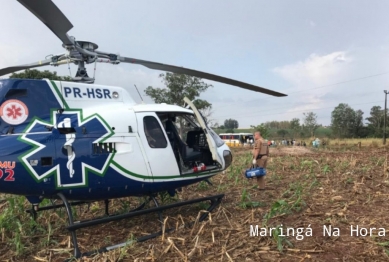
[252,131,269,190]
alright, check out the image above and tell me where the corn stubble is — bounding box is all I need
[1,145,389,261]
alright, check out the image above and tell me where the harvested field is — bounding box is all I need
[1,146,389,261]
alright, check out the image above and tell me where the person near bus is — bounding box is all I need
[252,131,269,190]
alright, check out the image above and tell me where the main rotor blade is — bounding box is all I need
[119,56,287,97]
[0,59,52,77]
[17,0,74,46]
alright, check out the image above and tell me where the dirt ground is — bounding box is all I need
[1,145,389,261]
[271,146,315,155]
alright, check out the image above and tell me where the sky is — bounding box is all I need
[1,0,389,128]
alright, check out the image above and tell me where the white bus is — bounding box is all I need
[219,133,254,147]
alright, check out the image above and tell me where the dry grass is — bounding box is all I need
[1,146,389,261]
[224,138,387,149]
[324,138,386,148]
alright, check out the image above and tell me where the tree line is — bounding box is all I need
[331,103,385,138]
[217,104,387,139]
[216,112,321,139]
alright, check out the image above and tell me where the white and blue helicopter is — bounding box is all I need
[0,0,287,259]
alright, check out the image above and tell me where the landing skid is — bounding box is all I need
[27,193,224,260]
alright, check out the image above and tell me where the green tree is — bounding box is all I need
[331,103,355,138]
[144,72,212,111]
[145,72,213,134]
[10,69,72,81]
[354,109,365,137]
[277,129,289,138]
[251,124,270,139]
[331,103,364,138]
[303,112,319,137]
[290,118,300,138]
[366,106,385,137]
[224,119,239,131]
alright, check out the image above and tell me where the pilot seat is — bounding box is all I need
[165,119,203,167]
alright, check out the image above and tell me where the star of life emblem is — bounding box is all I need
[19,110,114,188]
[0,99,29,125]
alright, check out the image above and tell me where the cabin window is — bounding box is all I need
[144,116,167,148]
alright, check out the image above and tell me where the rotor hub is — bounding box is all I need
[75,41,98,52]
[62,40,98,52]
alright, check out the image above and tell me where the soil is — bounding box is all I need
[1,146,389,261]
[271,146,316,155]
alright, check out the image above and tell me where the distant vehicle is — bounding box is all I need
[219,133,253,147]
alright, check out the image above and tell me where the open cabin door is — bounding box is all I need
[183,97,223,166]
[136,112,180,179]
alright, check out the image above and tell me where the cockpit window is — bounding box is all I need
[143,116,167,148]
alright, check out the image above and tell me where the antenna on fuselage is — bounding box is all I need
[134,84,144,104]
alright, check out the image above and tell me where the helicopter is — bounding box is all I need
[0,0,287,259]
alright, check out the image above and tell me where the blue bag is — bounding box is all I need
[245,165,266,179]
